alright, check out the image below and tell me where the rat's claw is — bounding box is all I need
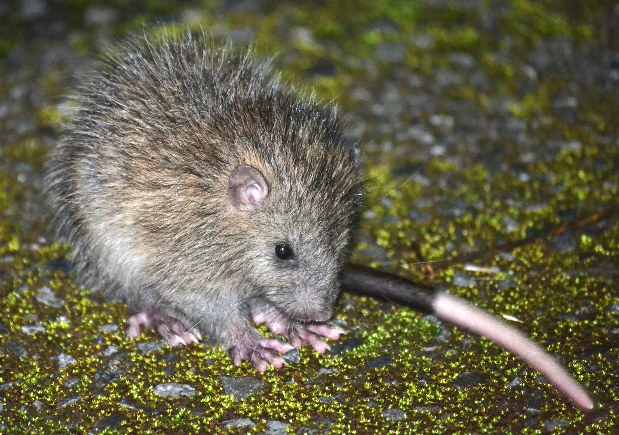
[155,318,201,347]
[271,320,342,353]
[229,349,244,367]
[228,338,288,371]
[261,338,294,355]
[127,312,150,339]
[252,311,267,324]
[254,306,344,346]
[253,339,290,370]
[291,327,331,354]
[304,336,330,353]
[127,309,201,347]
[289,335,303,349]
[252,309,288,335]
[306,324,346,340]
[310,337,331,354]
[251,305,343,356]
[251,351,285,372]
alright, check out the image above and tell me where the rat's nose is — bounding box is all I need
[294,278,338,322]
[298,302,333,323]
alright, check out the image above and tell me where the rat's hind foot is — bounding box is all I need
[127,309,201,347]
[228,337,293,372]
[252,309,345,353]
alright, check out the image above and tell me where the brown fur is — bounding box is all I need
[46,31,363,361]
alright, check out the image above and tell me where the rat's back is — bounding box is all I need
[46,34,273,296]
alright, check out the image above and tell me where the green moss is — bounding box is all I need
[429,26,481,52]
[504,0,572,49]
[4,137,48,170]
[0,38,14,59]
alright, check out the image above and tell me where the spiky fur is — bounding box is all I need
[46,32,363,354]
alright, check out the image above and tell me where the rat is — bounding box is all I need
[45,32,594,411]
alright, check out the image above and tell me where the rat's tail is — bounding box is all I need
[341,264,595,411]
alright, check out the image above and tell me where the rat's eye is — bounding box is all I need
[275,243,294,261]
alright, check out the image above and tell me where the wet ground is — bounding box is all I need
[0,0,617,433]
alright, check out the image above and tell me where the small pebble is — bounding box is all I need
[35,286,65,308]
[152,383,196,398]
[57,395,81,408]
[99,324,119,333]
[137,342,163,355]
[219,376,265,401]
[383,408,406,422]
[53,353,77,370]
[265,420,291,435]
[221,418,254,429]
[284,348,301,365]
[21,324,46,335]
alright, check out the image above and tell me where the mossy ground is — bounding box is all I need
[0,0,617,433]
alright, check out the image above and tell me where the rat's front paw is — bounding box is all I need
[285,323,345,353]
[252,310,345,353]
[228,338,293,372]
[128,309,201,347]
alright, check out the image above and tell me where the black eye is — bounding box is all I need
[275,243,294,261]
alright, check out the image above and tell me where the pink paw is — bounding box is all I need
[252,309,345,354]
[228,338,293,372]
[127,310,201,347]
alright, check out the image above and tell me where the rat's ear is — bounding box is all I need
[228,165,269,207]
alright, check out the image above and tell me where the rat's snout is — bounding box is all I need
[306,301,334,322]
[273,267,341,323]
[297,303,333,323]
[292,283,338,323]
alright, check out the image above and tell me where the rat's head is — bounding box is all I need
[222,97,364,323]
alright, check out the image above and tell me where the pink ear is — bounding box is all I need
[228,165,269,206]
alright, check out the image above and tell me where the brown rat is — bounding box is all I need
[45,32,594,410]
